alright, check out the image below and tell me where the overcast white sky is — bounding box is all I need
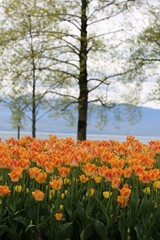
[103,0,160,109]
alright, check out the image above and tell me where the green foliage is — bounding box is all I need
[0,0,144,139]
[8,98,26,129]
[128,3,160,107]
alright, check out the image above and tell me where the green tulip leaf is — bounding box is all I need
[80,223,94,240]
[94,220,108,240]
[0,225,15,237]
[14,216,30,227]
[86,197,96,216]
[57,222,73,239]
[77,201,88,228]
[25,224,37,233]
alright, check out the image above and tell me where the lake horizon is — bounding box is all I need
[0,131,160,144]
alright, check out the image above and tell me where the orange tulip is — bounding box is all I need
[0,185,10,196]
[110,159,125,169]
[145,158,155,169]
[58,167,70,178]
[132,165,145,177]
[101,151,115,163]
[0,157,11,169]
[139,171,151,184]
[69,154,79,167]
[126,135,135,142]
[50,178,63,191]
[28,167,41,179]
[8,167,23,182]
[83,163,97,177]
[10,159,19,168]
[119,185,131,199]
[98,166,108,177]
[18,159,30,170]
[51,155,63,168]
[149,169,160,181]
[116,145,126,156]
[113,168,123,178]
[78,149,93,163]
[32,190,44,201]
[104,169,115,182]
[111,177,121,189]
[117,196,129,208]
[123,167,132,178]
[79,174,89,183]
[44,161,54,174]
[36,153,49,167]
[35,172,47,184]
[55,212,63,221]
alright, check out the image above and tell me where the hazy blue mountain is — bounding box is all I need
[0,102,159,136]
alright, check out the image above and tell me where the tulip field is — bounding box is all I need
[0,135,159,240]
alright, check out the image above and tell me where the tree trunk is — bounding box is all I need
[29,16,36,138]
[77,0,88,141]
[17,125,20,139]
[32,67,36,138]
[31,57,36,138]
[32,98,36,138]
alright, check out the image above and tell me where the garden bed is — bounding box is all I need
[0,135,159,240]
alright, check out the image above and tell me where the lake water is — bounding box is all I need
[0,131,160,144]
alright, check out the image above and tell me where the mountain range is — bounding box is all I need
[0,103,160,137]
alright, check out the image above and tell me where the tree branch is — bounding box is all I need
[36,108,52,121]
[61,101,78,111]
[88,68,136,93]
[35,82,63,109]
[88,29,123,40]
[36,67,79,81]
[2,99,32,121]
[88,98,116,108]
[133,58,160,62]
[88,1,116,21]
[58,17,81,31]
[47,90,78,100]
[41,56,79,70]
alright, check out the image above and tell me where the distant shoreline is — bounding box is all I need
[0,131,160,143]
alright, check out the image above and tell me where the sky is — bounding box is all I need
[104,0,160,109]
[0,0,160,110]
[86,0,160,109]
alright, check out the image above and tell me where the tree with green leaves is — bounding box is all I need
[1,0,139,140]
[44,0,137,140]
[127,2,160,107]
[0,0,65,137]
[7,97,27,139]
